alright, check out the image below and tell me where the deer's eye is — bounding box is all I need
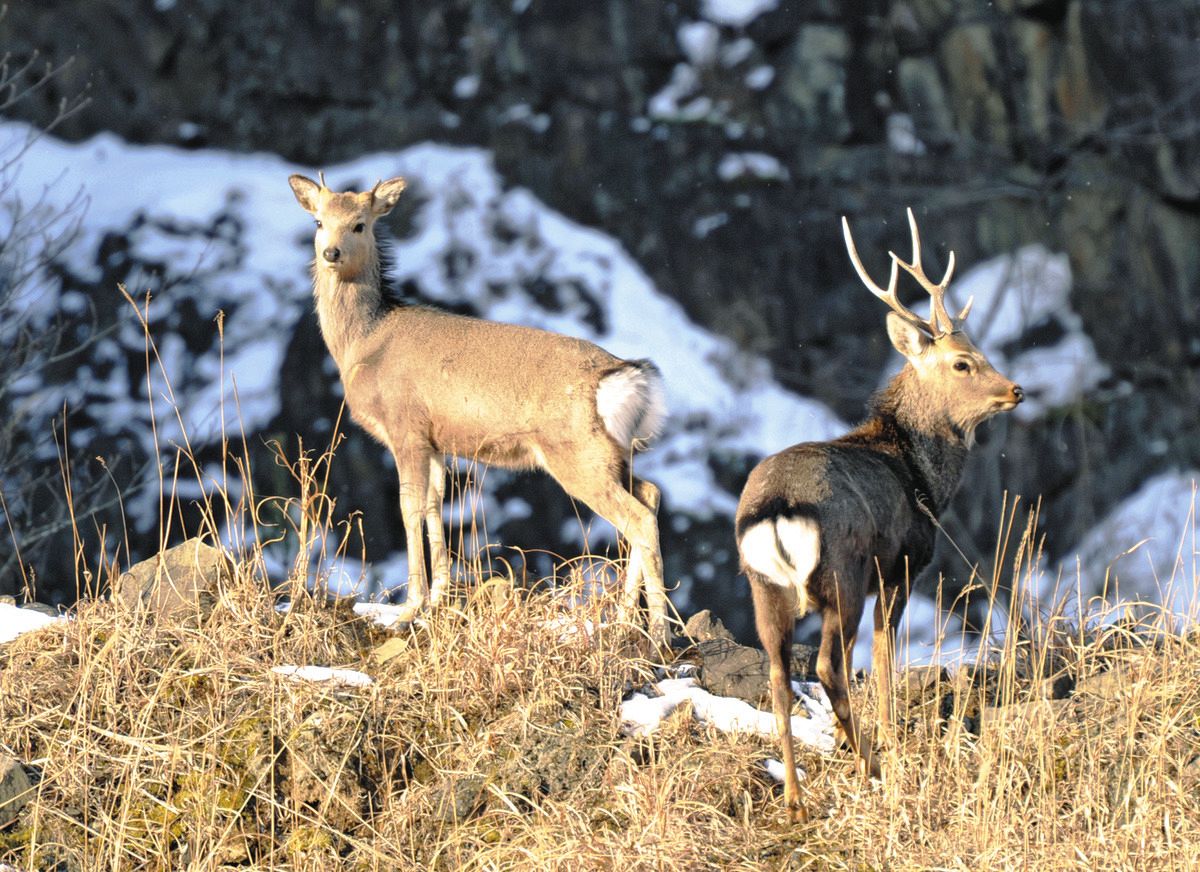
[315,220,323,229]
[353,223,365,233]
[953,359,971,373]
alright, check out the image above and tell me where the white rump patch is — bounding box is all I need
[596,364,667,449]
[739,516,820,616]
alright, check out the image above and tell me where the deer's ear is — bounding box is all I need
[289,175,321,214]
[886,312,932,362]
[371,177,407,215]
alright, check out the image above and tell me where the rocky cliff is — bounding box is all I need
[2,0,1198,638]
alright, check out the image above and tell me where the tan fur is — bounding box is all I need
[289,174,670,643]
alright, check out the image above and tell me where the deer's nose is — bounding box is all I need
[322,247,341,263]
[1011,384,1025,403]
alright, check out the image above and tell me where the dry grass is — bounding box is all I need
[2,303,1199,870]
[2,531,1199,871]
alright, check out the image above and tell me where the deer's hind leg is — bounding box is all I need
[547,456,669,646]
[425,454,451,606]
[620,476,662,624]
[750,575,807,823]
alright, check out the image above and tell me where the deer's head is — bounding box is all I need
[843,208,1024,435]
[289,173,407,281]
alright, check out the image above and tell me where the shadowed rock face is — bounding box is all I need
[2,1,1199,640]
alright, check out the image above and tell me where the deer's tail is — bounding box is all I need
[596,359,666,451]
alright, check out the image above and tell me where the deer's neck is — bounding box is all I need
[312,258,386,371]
[866,367,972,516]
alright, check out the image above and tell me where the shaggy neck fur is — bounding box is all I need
[859,365,972,515]
[311,232,402,371]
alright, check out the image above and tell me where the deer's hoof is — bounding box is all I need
[389,600,427,631]
[865,755,882,782]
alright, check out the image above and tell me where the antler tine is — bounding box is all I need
[318,170,328,190]
[842,215,925,328]
[890,207,963,336]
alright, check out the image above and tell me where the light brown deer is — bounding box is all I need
[736,209,1023,821]
[289,173,671,643]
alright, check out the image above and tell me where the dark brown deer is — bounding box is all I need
[289,173,671,644]
[736,209,1023,820]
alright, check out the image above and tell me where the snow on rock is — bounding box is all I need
[887,113,927,156]
[677,21,720,67]
[271,664,374,687]
[620,676,836,753]
[648,64,712,122]
[1054,470,1199,617]
[0,603,65,644]
[701,0,779,28]
[716,152,789,182]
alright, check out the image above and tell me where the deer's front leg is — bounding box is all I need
[425,454,450,606]
[872,582,908,753]
[394,444,432,624]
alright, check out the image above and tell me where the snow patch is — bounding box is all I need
[887,113,927,156]
[271,665,374,687]
[1055,470,1199,617]
[678,22,720,67]
[701,0,779,28]
[620,676,836,753]
[717,151,788,182]
[763,758,805,783]
[0,604,65,644]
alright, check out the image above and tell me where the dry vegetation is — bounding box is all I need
[1,489,1199,871]
[1,295,1198,871]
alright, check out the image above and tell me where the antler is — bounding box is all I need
[318,170,328,190]
[842,207,973,338]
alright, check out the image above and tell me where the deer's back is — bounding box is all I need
[736,438,936,593]
[341,306,626,463]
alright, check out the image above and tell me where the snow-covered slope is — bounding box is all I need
[0,122,843,533]
[1053,470,1199,620]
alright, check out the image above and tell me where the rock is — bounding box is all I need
[0,756,33,827]
[980,697,1068,734]
[901,665,951,699]
[19,603,60,618]
[1042,669,1076,700]
[683,609,734,643]
[1054,1,1106,135]
[696,638,818,704]
[1010,19,1055,145]
[897,57,956,147]
[696,639,770,702]
[995,0,1069,16]
[1074,665,1128,699]
[776,25,850,141]
[939,24,1010,152]
[432,774,487,825]
[113,538,233,621]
